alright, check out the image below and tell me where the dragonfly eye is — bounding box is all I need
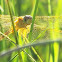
[24,15,32,22]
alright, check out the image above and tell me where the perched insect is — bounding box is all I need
[0,15,32,41]
[11,15,32,32]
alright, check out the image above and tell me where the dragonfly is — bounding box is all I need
[0,15,62,41]
[0,15,33,40]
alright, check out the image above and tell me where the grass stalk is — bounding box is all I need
[29,0,44,61]
[54,0,62,62]
[23,35,43,62]
[6,0,21,62]
[28,0,43,61]
[0,1,7,62]
[0,39,62,57]
[0,0,6,51]
[0,31,16,45]
[29,0,39,41]
[48,0,52,62]
[6,0,18,44]
[1,0,4,14]
[48,0,60,62]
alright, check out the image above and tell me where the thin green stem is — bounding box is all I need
[6,0,21,62]
[29,0,39,41]
[6,0,18,44]
[0,39,61,57]
[48,0,51,16]
[48,0,52,62]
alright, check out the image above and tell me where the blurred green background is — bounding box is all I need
[0,0,58,16]
[0,0,62,16]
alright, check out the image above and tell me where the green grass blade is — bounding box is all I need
[23,36,43,62]
[32,28,48,42]
[6,0,18,44]
[0,31,16,45]
[53,0,62,62]
[6,0,21,62]
[48,0,52,62]
[29,0,39,41]
[48,0,51,16]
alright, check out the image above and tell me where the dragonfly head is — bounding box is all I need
[23,15,32,25]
